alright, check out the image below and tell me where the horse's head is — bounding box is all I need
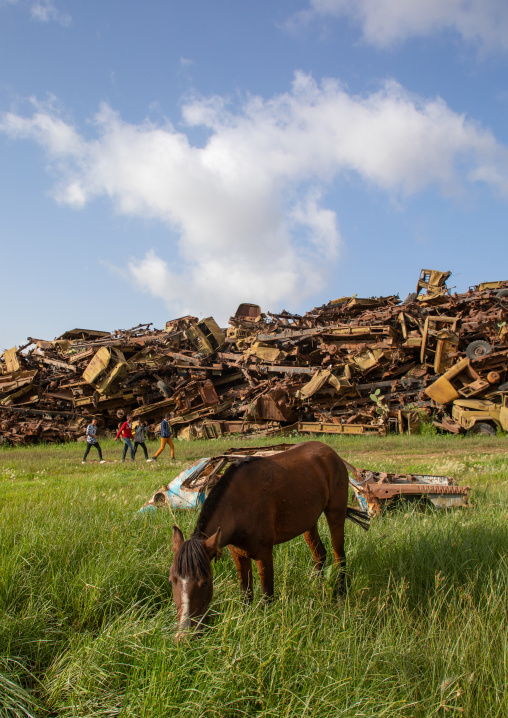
[170,525,221,639]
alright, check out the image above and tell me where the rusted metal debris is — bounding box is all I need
[139,444,468,517]
[139,444,297,512]
[344,460,470,516]
[1,270,508,445]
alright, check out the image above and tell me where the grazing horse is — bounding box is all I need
[170,441,368,637]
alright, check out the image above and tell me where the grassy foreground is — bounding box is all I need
[0,434,507,718]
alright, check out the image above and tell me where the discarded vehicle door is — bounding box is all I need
[139,457,211,511]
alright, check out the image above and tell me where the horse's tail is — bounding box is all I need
[346,506,370,531]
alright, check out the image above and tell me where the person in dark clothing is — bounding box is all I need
[82,418,105,464]
[150,413,175,461]
[133,421,150,461]
[115,415,135,461]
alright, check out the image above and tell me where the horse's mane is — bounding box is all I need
[174,536,210,580]
[193,456,263,539]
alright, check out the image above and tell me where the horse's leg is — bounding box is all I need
[230,547,254,603]
[303,525,327,574]
[255,550,274,601]
[324,507,347,597]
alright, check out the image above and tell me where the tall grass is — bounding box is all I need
[1,435,507,717]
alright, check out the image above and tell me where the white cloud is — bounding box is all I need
[1,99,84,157]
[1,0,71,24]
[31,0,70,25]
[1,75,508,319]
[300,0,508,51]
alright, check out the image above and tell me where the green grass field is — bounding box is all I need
[1,435,507,717]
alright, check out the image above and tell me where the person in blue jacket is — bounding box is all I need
[150,413,175,461]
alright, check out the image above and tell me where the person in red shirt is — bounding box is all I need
[115,415,135,462]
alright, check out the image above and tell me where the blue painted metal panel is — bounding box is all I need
[138,457,211,513]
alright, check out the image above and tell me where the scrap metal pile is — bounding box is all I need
[2,269,508,446]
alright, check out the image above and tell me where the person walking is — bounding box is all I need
[115,415,135,462]
[150,413,175,461]
[133,421,150,461]
[82,418,106,464]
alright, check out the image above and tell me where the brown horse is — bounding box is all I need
[170,441,368,637]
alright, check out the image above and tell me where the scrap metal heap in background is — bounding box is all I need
[2,269,508,446]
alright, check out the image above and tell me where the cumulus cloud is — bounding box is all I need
[1,74,508,318]
[298,0,508,52]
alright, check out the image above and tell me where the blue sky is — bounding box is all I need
[1,0,508,349]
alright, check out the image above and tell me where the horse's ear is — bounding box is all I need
[203,528,222,560]
[172,525,185,553]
